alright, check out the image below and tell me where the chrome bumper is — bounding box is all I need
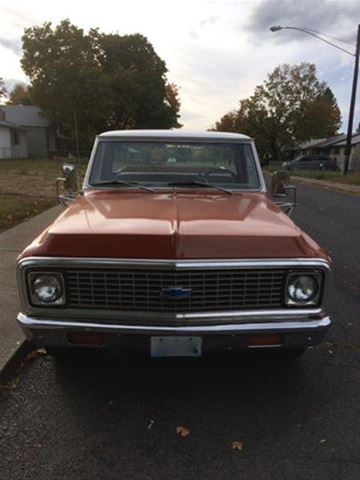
[17,313,331,351]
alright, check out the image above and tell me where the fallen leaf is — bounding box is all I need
[232,441,244,451]
[176,426,190,437]
[320,439,326,443]
[24,348,47,363]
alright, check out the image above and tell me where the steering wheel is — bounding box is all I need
[200,167,238,182]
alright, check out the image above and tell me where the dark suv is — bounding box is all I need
[283,155,338,171]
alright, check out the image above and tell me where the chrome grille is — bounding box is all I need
[65,269,285,312]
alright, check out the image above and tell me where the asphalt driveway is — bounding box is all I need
[0,184,359,480]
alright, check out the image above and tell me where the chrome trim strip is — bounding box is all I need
[18,256,331,270]
[18,313,331,335]
[15,307,325,323]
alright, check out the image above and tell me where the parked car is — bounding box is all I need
[16,130,331,360]
[283,154,338,171]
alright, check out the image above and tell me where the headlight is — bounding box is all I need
[286,273,321,306]
[29,273,65,305]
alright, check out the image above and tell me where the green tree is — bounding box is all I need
[94,32,181,129]
[0,78,7,102]
[21,20,181,153]
[213,63,341,161]
[7,83,33,105]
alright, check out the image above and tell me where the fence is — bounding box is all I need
[0,148,91,161]
[0,146,28,159]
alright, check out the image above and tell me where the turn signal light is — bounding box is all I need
[67,332,105,346]
[247,334,283,347]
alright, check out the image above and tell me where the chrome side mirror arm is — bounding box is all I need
[56,178,77,206]
[274,184,297,217]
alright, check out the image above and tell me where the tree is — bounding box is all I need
[94,32,181,129]
[7,83,33,105]
[21,20,181,153]
[0,78,7,102]
[213,63,341,161]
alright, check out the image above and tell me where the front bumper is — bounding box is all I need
[17,313,331,352]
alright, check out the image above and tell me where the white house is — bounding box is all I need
[0,105,58,158]
[0,112,28,159]
[294,133,360,172]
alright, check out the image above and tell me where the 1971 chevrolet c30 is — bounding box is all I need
[16,130,331,359]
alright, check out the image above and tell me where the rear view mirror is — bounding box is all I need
[56,163,78,205]
[62,164,78,193]
[271,170,297,217]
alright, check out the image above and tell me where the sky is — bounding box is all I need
[0,0,359,131]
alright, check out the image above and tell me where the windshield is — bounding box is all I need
[89,140,261,190]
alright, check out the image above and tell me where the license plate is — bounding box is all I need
[150,336,202,358]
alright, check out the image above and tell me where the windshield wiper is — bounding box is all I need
[91,180,154,193]
[167,181,232,195]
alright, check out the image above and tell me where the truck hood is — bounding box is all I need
[20,190,325,259]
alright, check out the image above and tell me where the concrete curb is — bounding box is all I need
[0,205,62,383]
[290,175,360,195]
[0,340,34,385]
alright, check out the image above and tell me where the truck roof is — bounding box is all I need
[98,130,252,142]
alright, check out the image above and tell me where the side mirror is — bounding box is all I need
[56,163,78,205]
[271,170,297,217]
[62,163,77,193]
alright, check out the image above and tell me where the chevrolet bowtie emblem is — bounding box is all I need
[160,287,192,300]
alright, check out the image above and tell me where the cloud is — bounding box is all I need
[189,14,221,40]
[0,37,22,55]
[199,15,220,27]
[189,30,199,40]
[246,0,359,46]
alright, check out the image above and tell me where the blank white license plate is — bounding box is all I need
[150,336,202,358]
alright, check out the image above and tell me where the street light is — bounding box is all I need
[270,24,360,176]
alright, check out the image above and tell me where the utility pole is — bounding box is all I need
[271,24,359,176]
[343,24,360,176]
[73,110,80,158]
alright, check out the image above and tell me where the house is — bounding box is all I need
[0,110,28,159]
[294,133,360,172]
[0,105,57,158]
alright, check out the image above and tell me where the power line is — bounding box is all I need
[300,26,355,49]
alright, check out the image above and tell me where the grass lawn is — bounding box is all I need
[289,170,360,186]
[262,165,360,186]
[0,158,88,233]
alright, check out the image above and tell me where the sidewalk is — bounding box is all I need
[0,206,62,381]
[290,175,360,195]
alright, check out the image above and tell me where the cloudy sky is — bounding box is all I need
[1,0,359,130]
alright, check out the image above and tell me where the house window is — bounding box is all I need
[11,130,20,145]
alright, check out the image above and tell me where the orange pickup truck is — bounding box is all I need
[16,130,331,359]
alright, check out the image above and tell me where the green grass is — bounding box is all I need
[0,158,88,174]
[0,158,88,232]
[290,170,360,186]
[0,195,56,232]
[261,165,360,186]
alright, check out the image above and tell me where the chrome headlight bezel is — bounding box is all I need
[27,272,65,306]
[285,272,322,306]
